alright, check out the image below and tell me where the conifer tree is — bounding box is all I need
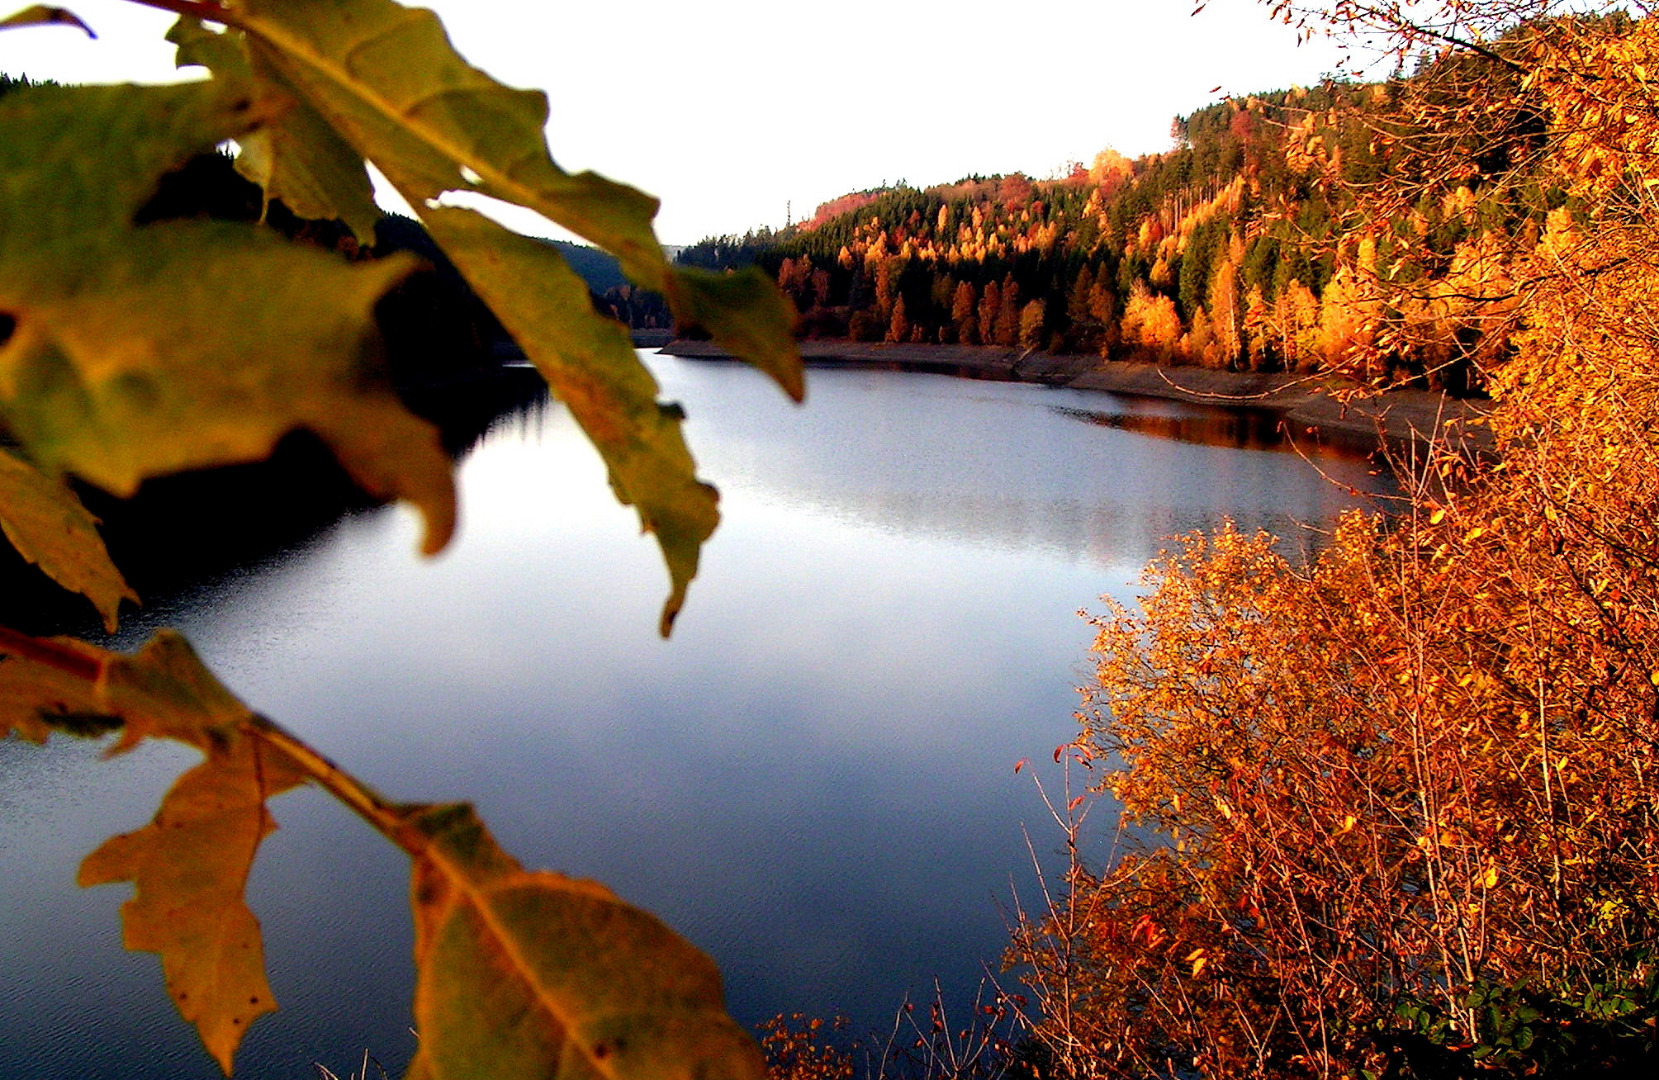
[886,294,909,343]
[952,279,978,345]
[978,279,1000,346]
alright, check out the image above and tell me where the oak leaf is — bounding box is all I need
[0,629,299,1072]
[0,634,113,742]
[100,630,258,752]
[79,732,306,1074]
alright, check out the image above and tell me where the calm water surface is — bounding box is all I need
[0,357,1388,1078]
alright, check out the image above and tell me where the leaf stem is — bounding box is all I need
[0,625,101,682]
[0,621,422,861]
[243,713,424,858]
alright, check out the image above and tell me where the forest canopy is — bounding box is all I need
[682,15,1594,396]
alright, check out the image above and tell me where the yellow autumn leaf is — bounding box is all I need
[0,631,113,742]
[8,626,766,1079]
[79,733,307,1074]
[99,631,258,753]
[3,630,311,1076]
[420,206,718,634]
[0,448,136,631]
[2,629,314,1071]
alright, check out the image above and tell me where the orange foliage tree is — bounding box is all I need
[1010,4,1659,1077]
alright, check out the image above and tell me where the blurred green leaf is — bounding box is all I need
[0,82,455,553]
[168,17,382,244]
[668,267,804,402]
[232,0,802,400]
[423,206,717,634]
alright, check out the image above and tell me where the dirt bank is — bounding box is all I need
[660,339,1494,455]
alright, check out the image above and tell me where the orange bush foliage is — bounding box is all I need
[1010,9,1659,1075]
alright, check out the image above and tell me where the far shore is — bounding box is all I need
[658,338,1494,456]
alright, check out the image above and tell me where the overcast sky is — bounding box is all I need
[0,0,1355,244]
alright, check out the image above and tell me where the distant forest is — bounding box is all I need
[676,42,1568,396]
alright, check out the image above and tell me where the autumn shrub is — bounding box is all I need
[761,983,1030,1080]
[1008,233,1659,1079]
[1012,462,1659,1074]
[1008,226,1659,1080]
[869,984,1025,1080]
[761,1013,857,1080]
[1003,7,1659,1074]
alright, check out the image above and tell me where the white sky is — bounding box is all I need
[0,0,1355,245]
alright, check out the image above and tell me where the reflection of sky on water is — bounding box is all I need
[0,358,1389,1078]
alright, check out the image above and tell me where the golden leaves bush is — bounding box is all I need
[1015,386,1659,1073]
[1010,7,1659,1076]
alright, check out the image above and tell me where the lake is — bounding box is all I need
[0,355,1388,1078]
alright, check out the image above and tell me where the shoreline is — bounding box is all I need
[659,339,1494,455]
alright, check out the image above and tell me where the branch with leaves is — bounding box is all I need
[0,1,803,1076]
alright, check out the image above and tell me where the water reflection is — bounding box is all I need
[661,365,1390,571]
[0,357,1392,1080]
[1051,398,1384,461]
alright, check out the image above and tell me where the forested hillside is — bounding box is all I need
[680,34,1564,396]
[993,5,1659,1076]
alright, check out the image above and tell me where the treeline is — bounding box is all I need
[0,73,35,97]
[681,40,1568,396]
